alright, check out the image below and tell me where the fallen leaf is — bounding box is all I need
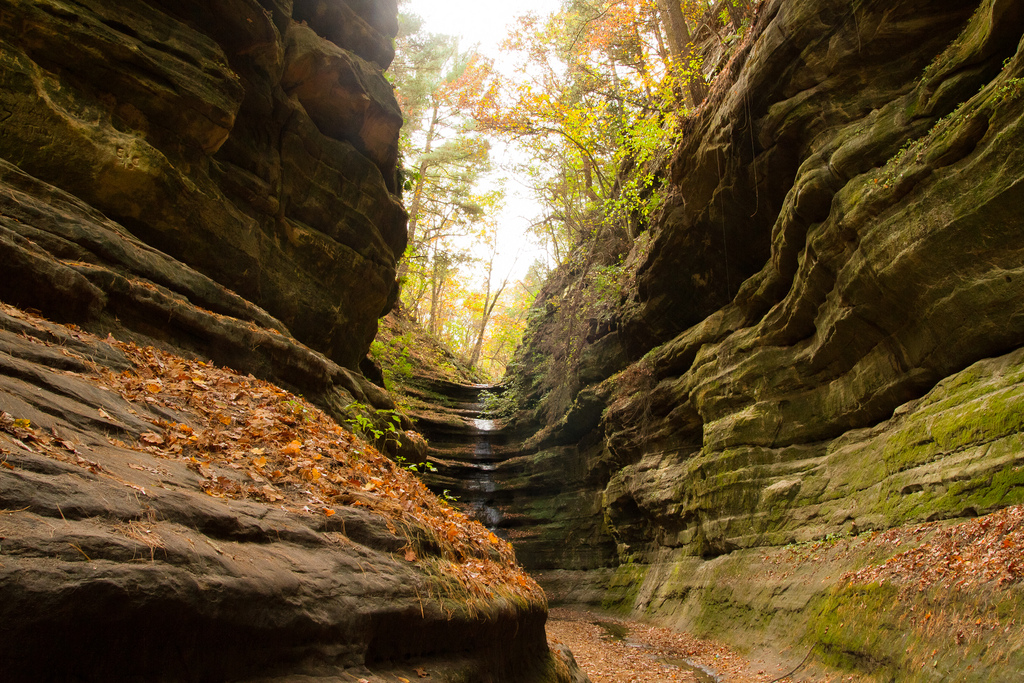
[140,432,164,445]
[282,440,302,456]
[404,548,417,562]
[415,667,429,678]
[144,381,161,394]
[324,508,336,517]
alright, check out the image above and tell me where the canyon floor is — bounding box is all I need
[547,608,843,683]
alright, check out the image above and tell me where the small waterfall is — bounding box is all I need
[463,409,502,530]
[412,382,511,534]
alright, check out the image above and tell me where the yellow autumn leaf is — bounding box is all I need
[144,382,161,394]
[254,456,267,468]
[282,440,302,456]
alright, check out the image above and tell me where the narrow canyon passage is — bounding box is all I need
[411,382,822,683]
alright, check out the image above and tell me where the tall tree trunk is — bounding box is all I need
[468,250,510,369]
[721,0,746,30]
[398,100,440,281]
[656,0,708,106]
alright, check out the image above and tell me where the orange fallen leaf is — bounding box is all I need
[282,440,302,456]
[144,382,161,394]
[324,508,336,516]
[404,548,417,562]
[140,432,164,445]
[254,456,267,468]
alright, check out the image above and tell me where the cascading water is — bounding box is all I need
[463,408,502,530]
[413,382,512,535]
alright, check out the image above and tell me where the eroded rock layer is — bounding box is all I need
[0,1,581,681]
[0,306,573,682]
[499,0,1024,675]
[0,0,405,370]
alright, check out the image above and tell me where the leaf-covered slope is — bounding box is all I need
[0,303,581,683]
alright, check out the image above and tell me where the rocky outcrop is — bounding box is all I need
[0,1,584,681]
[0,304,582,683]
[0,0,405,370]
[498,0,1024,674]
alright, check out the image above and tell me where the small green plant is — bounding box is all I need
[996,77,1024,104]
[395,454,438,474]
[441,489,459,504]
[282,399,312,422]
[344,402,403,448]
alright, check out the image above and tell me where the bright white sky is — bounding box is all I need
[404,0,561,58]
[403,0,565,283]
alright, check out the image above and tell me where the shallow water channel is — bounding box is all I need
[592,620,719,683]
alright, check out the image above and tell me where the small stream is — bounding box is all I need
[593,620,720,683]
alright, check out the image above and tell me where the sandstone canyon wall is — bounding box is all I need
[0,2,580,681]
[495,0,1024,676]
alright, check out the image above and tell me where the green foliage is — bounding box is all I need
[282,399,312,423]
[369,334,415,389]
[395,453,438,473]
[344,401,403,449]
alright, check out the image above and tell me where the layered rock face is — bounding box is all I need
[499,0,1024,669]
[0,0,405,370]
[0,2,581,681]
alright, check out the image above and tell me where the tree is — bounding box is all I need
[467,222,514,368]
